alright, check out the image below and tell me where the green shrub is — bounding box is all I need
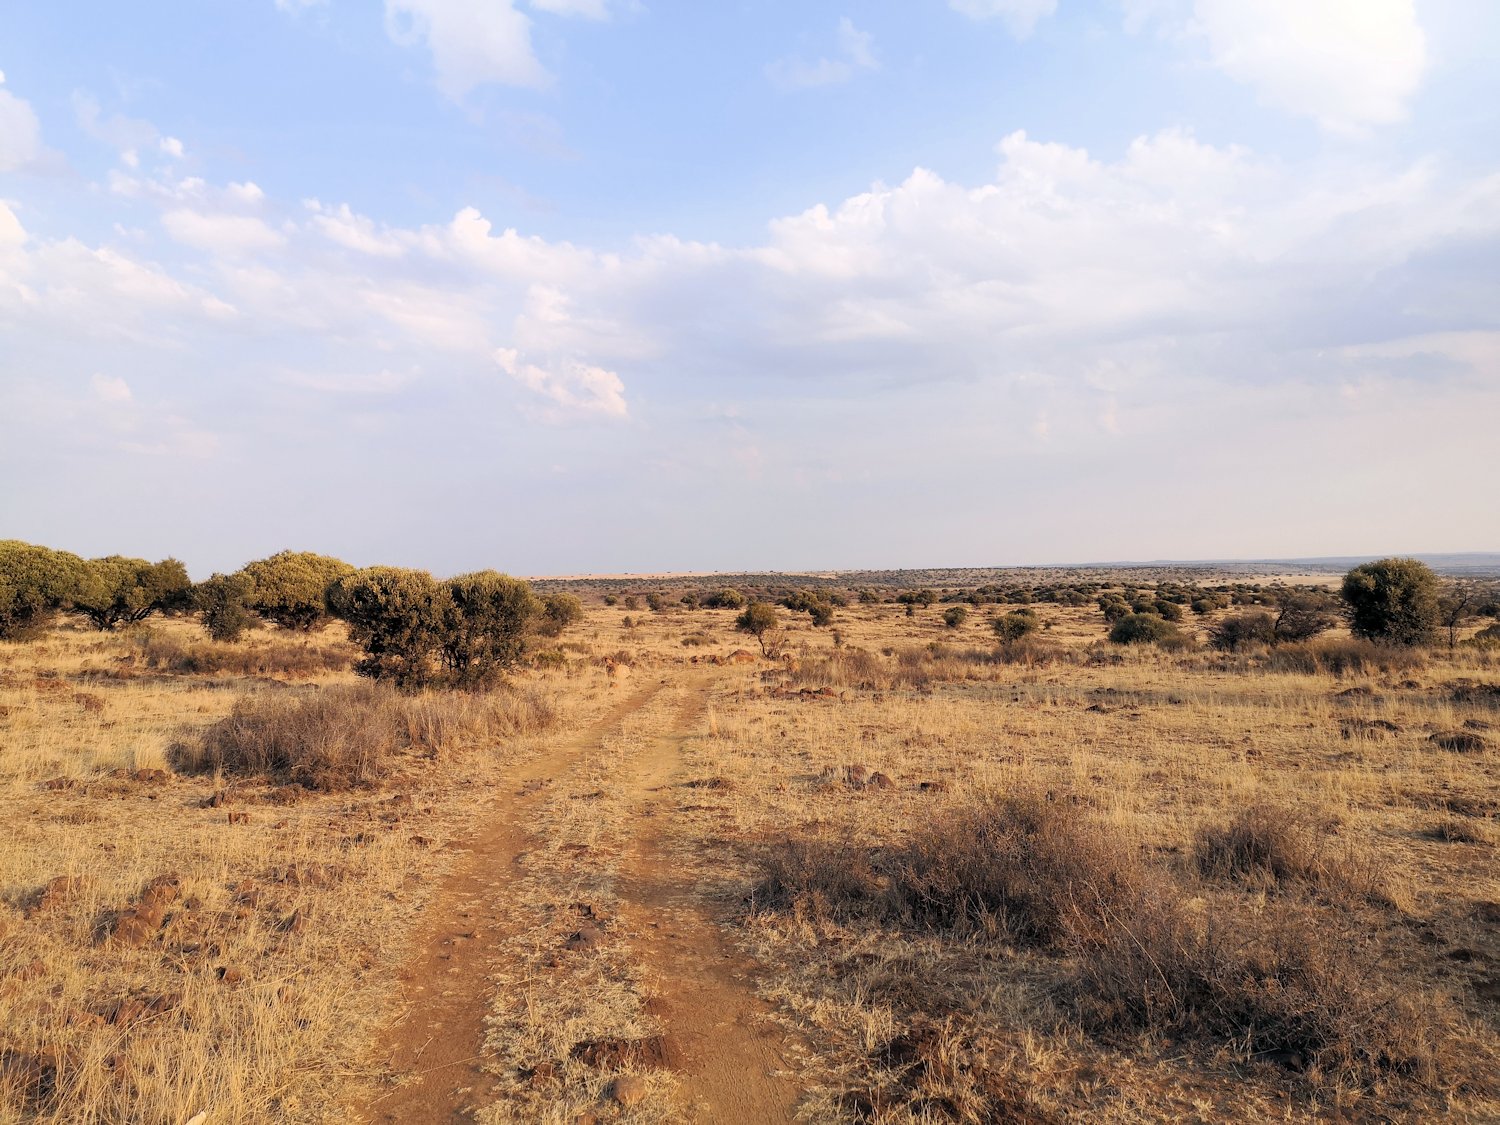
[326,567,448,690]
[537,592,584,637]
[73,556,192,631]
[992,610,1039,642]
[241,551,354,632]
[193,572,257,643]
[0,540,88,640]
[1209,611,1277,652]
[1341,558,1439,646]
[942,606,968,629]
[1109,613,1186,647]
[440,571,538,690]
[703,588,747,610]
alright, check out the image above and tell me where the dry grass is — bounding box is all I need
[3,591,1498,1123]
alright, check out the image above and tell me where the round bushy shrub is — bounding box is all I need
[1109,613,1186,647]
[1341,558,1439,646]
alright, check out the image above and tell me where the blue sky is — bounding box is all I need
[2,1,1497,576]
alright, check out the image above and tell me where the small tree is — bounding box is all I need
[194,572,256,642]
[1341,558,1439,646]
[942,605,968,629]
[0,541,88,640]
[242,551,354,631]
[1270,588,1337,643]
[703,588,746,610]
[326,567,448,690]
[441,571,538,689]
[736,602,780,656]
[73,556,192,630]
[1437,584,1476,651]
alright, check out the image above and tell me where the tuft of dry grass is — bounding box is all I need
[177,682,556,790]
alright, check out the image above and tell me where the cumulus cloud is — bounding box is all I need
[385,0,549,95]
[496,347,627,418]
[948,0,1059,39]
[162,210,287,256]
[0,76,42,172]
[90,374,133,402]
[768,18,879,90]
[1136,0,1427,131]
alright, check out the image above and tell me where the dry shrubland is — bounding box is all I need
[1,565,1497,1123]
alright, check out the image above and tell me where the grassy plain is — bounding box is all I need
[1,582,1497,1123]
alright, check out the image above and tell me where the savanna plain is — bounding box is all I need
[2,563,1498,1124]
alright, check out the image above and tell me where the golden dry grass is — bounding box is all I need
[2,592,1497,1123]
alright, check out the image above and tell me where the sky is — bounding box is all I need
[1,1,1497,578]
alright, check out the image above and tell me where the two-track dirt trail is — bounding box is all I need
[366,682,662,1124]
[364,671,801,1123]
[613,680,801,1123]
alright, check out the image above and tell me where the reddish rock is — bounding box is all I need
[607,1075,649,1106]
[40,777,77,791]
[204,791,228,809]
[845,764,871,787]
[216,965,246,986]
[564,926,604,952]
[868,772,896,790]
[27,875,81,917]
[227,811,250,825]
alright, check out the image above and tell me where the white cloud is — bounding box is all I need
[496,347,627,417]
[159,136,185,159]
[529,0,610,18]
[90,374,133,402]
[1140,0,1427,131]
[0,200,25,248]
[385,0,549,96]
[768,18,879,90]
[162,209,287,255]
[949,0,1058,39]
[0,80,42,172]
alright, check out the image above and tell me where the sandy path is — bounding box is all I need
[614,680,802,1123]
[365,682,664,1124]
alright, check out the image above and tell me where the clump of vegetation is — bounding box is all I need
[72,556,192,630]
[193,572,257,642]
[441,572,539,690]
[241,550,354,632]
[1209,611,1278,652]
[942,605,968,629]
[326,567,449,690]
[1109,612,1186,648]
[178,682,555,789]
[0,540,87,640]
[736,602,781,656]
[1342,558,1440,646]
[992,609,1039,642]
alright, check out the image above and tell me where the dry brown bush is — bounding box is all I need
[755,794,1466,1093]
[131,630,350,679]
[176,682,555,789]
[1266,637,1425,677]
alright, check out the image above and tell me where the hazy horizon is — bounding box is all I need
[3,2,1498,576]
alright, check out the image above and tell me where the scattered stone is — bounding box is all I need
[204,791,228,809]
[131,769,170,785]
[216,965,246,986]
[844,764,871,787]
[868,771,896,790]
[725,649,758,664]
[40,777,77,791]
[606,1075,649,1107]
[227,811,250,825]
[918,780,950,794]
[1465,718,1494,731]
[281,909,309,936]
[519,1061,557,1084]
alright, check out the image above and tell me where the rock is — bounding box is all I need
[109,912,159,947]
[564,926,604,952]
[520,1060,558,1084]
[204,791,228,808]
[27,875,80,917]
[216,965,246,986]
[281,909,309,935]
[40,777,77,791]
[132,769,170,784]
[918,780,950,793]
[227,811,250,825]
[844,764,870,787]
[0,1047,58,1106]
[868,772,896,790]
[725,649,758,664]
[607,1075,649,1107]
[140,874,182,909]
